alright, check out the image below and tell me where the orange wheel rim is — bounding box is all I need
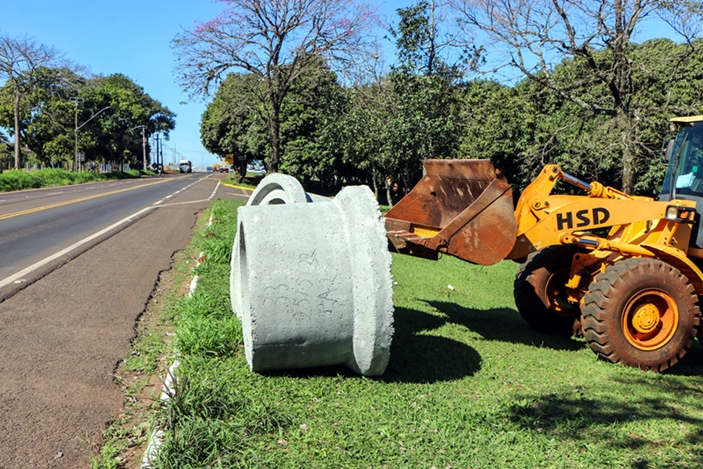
[622,289,678,350]
[546,269,578,317]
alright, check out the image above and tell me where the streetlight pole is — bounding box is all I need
[132,125,148,171]
[74,106,111,172]
[69,97,84,171]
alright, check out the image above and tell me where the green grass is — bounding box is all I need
[139,199,703,468]
[0,168,155,192]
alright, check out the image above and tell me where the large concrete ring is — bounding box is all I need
[234,185,394,376]
[230,174,328,318]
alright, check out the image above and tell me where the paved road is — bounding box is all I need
[0,173,250,468]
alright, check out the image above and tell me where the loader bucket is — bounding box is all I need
[384,159,517,266]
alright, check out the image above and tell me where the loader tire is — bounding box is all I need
[514,245,582,336]
[581,258,700,372]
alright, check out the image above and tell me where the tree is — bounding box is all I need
[200,73,269,182]
[6,66,85,166]
[382,1,464,204]
[338,81,390,197]
[173,0,377,173]
[79,74,175,169]
[452,0,703,193]
[0,129,10,169]
[0,33,62,168]
[278,61,349,190]
[458,79,537,192]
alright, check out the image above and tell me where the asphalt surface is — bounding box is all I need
[0,173,249,468]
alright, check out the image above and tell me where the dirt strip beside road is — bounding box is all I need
[0,201,208,468]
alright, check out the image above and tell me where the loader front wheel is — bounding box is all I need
[514,245,582,336]
[581,258,700,372]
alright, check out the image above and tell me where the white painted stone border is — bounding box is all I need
[141,216,213,467]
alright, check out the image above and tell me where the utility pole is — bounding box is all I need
[142,127,147,171]
[132,125,148,170]
[155,134,161,168]
[69,97,84,171]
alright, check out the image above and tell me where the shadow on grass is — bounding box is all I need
[263,307,482,383]
[425,300,584,352]
[425,299,703,377]
[661,340,703,377]
[504,387,703,467]
[381,307,482,384]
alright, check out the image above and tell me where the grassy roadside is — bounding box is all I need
[220,172,264,190]
[0,168,156,192]
[98,198,703,468]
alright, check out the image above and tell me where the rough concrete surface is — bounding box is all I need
[235,184,394,376]
[0,184,222,468]
[230,173,328,319]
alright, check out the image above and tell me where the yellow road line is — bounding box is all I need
[0,179,171,221]
[221,181,255,192]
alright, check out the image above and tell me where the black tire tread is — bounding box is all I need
[514,245,582,335]
[581,257,700,372]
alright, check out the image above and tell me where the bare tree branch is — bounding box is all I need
[450,0,703,192]
[173,0,377,172]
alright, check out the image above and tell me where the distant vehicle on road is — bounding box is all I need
[220,165,230,173]
[178,159,192,173]
[247,161,266,175]
[212,163,220,172]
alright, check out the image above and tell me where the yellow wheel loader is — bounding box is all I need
[385,116,703,372]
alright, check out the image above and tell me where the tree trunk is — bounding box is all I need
[619,111,635,194]
[621,135,635,194]
[235,160,246,184]
[267,101,281,173]
[386,176,394,208]
[371,169,379,200]
[13,90,20,169]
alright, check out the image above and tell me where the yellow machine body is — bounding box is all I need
[508,164,703,296]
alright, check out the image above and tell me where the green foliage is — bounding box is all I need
[457,38,703,196]
[279,63,349,190]
[458,80,537,192]
[200,73,269,182]
[337,81,390,196]
[77,73,175,168]
[0,168,148,192]
[390,0,469,81]
[0,67,174,169]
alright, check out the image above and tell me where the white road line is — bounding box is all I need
[1,174,217,290]
[46,192,65,196]
[0,206,155,289]
[209,181,221,200]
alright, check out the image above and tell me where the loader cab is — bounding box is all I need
[660,116,703,249]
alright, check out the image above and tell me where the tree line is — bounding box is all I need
[0,34,175,171]
[178,0,703,201]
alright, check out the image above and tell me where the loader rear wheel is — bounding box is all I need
[581,258,700,372]
[514,245,582,336]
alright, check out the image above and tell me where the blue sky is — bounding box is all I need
[2,0,411,167]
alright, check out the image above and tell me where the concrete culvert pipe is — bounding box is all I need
[234,185,394,376]
[230,174,329,319]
